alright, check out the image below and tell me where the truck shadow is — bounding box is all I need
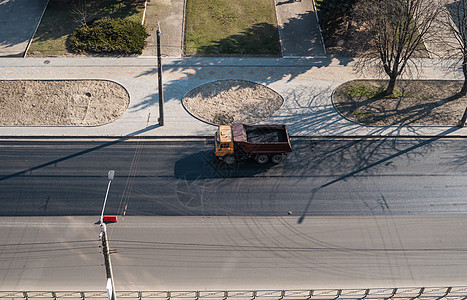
[174,150,279,180]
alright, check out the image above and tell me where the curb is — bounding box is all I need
[311,0,326,56]
[1,135,466,140]
[272,0,284,58]
[181,0,187,56]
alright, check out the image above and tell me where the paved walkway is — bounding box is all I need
[0,1,466,138]
[0,56,466,137]
[0,0,48,57]
[141,0,325,57]
[274,0,326,57]
[141,0,185,57]
[416,0,461,59]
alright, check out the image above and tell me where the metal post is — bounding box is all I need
[101,224,117,300]
[99,170,116,300]
[156,22,164,126]
[100,170,114,224]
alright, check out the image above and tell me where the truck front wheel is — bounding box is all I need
[224,155,236,165]
[271,154,283,164]
[255,154,269,164]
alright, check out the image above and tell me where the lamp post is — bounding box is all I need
[99,170,117,300]
[156,22,164,126]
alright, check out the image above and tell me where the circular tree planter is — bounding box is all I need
[183,79,283,125]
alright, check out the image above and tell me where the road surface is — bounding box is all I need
[0,138,466,217]
[1,215,467,291]
[1,138,467,291]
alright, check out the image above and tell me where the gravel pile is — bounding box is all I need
[183,80,283,125]
[0,80,129,126]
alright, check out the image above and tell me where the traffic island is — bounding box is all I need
[333,79,467,127]
[0,80,129,126]
[182,79,284,125]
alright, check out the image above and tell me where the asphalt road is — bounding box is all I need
[1,215,467,291]
[1,137,467,291]
[0,137,466,217]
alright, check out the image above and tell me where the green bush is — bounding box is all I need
[69,17,149,54]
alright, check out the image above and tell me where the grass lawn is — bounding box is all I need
[28,0,144,56]
[185,0,280,55]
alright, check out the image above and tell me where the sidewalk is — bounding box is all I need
[141,0,185,57]
[1,0,466,138]
[416,0,461,59]
[0,0,49,57]
[274,0,326,57]
[1,56,467,138]
[141,0,326,58]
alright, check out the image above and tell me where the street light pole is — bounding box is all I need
[101,224,116,300]
[100,170,114,224]
[100,170,117,300]
[156,22,164,126]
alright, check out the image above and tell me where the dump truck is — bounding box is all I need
[214,123,292,165]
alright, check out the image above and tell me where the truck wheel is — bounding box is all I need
[271,154,283,164]
[255,154,269,164]
[224,155,236,165]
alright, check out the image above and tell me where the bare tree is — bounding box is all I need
[71,0,96,28]
[438,0,467,126]
[439,1,467,93]
[353,0,442,95]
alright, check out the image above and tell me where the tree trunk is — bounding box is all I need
[461,61,467,96]
[458,60,467,127]
[385,75,397,96]
[461,80,467,97]
[459,105,467,127]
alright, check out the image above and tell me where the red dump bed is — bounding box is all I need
[232,123,292,154]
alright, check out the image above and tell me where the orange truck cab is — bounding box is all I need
[215,125,234,157]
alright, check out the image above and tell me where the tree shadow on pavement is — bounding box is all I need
[135,12,354,114]
[278,10,327,57]
[0,124,160,182]
[295,127,461,223]
[0,0,48,57]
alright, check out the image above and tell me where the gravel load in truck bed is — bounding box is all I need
[245,125,288,143]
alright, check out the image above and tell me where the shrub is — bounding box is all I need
[69,17,149,54]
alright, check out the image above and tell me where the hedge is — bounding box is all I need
[69,17,149,54]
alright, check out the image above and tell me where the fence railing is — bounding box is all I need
[1,286,467,300]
